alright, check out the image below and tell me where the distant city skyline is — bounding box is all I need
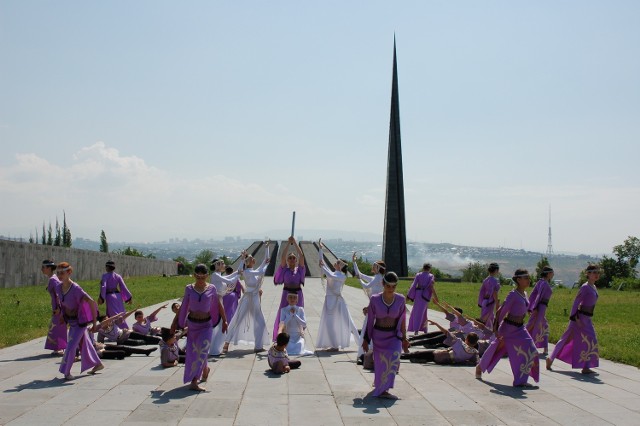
[2,2,638,256]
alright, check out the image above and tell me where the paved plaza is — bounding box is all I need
[1,278,640,425]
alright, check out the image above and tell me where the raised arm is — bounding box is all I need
[292,237,304,266]
[150,304,168,319]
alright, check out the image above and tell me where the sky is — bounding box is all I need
[1,1,639,256]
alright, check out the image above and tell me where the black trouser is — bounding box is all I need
[288,360,301,369]
[401,350,436,362]
[119,332,161,346]
[409,332,447,348]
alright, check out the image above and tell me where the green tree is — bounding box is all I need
[54,218,62,246]
[173,256,193,275]
[350,255,373,276]
[194,249,215,266]
[460,261,487,283]
[535,256,550,282]
[47,223,53,245]
[62,211,72,247]
[99,230,109,253]
[613,236,640,277]
[41,223,46,245]
[114,246,155,258]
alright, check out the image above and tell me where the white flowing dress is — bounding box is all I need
[209,267,242,355]
[225,249,270,349]
[279,305,313,355]
[315,263,360,349]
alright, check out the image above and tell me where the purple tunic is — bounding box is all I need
[478,276,500,328]
[272,265,305,341]
[479,289,539,386]
[100,272,133,328]
[178,284,220,384]
[526,279,553,349]
[45,275,67,351]
[550,283,599,369]
[365,293,406,396]
[132,314,159,335]
[407,272,434,332]
[56,282,101,376]
[222,279,242,324]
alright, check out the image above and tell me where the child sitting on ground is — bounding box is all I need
[132,305,167,336]
[402,320,479,365]
[268,332,301,374]
[159,327,186,368]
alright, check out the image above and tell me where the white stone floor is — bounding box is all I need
[1,278,639,425]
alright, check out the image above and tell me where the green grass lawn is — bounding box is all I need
[0,275,192,349]
[345,278,640,368]
[3,275,639,369]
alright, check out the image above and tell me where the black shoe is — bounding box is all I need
[356,354,364,365]
[145,347,158,356]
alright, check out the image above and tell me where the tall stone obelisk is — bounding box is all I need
[382,38,408,277]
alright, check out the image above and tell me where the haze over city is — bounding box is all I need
[2,2,639,256]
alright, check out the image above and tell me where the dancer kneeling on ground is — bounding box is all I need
[402,320,479,365]
[268,332,301,374]
[278,292,313,356]
[362,272,410,399]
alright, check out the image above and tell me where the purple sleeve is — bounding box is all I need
[407,275,418,301]
[365,297,376,343]
[298,266,306,284]
[477,280,486,306]
[497,291,515,324]
[273,266,284,285]
[100,274,107,300]
[209,286,220,320]
[178,286,190,328]
[117,274,133,302]
[395,295,406,339]
[47,278,58,311]
[570,285,586,317]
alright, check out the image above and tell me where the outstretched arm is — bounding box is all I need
[149,304,168,319]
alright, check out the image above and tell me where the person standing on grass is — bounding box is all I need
[476,269,539,387]
[526,266,554,355]
[407,263,438,336]
[55,262,103,380]
[362,272,410,399]
[546,264,600,374]
[178,264,228,391]
[478,263,501,328]
[272,236,306,341]
[98,260,133,328]
[42,259,67,355]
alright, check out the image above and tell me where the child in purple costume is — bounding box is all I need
[362,272,410,399]
[526,266,554,354]
[478,263,501,329]
[407,263,438,334]
[132,304,167,336]
[178,264,228,391]
[55,262,103,380]
[476,269,539,387]
[98,260,133,328]
[42,260,67,354]
[547,265,600,374]
[272,236,305,341]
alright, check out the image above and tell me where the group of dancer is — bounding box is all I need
[42,243,602,398]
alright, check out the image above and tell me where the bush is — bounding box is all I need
[611,277,640,291]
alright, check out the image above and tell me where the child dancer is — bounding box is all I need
[132,305,167,336]
[278,292,312,356]
[268,332,301,374]
[42,259,67,355]
[407,263,438,335]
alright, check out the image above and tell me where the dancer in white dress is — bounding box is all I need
[209,257,242,356]
[316,241,360,351]
[223,243,271,353]
[353,254,386,362]
[278,292,313,355]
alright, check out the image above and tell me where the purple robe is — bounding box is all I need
[479,289,539,386]
[45,275,67,351]
[365,293,406,396]
[526,279,553,349]
[407,272,434,333]
[550,283,599,369]
[56,282,101,376]
[178,284,220,384]
[100,271,133,328]
[478,276,500,328]
[272,265,305,341]
[222,279,242,324]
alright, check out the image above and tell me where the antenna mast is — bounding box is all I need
[546,205,554,256]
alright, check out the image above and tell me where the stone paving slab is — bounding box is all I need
[1,277,640,425]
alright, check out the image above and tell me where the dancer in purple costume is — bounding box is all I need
[547,264,600,374]
[178,264,228,391]
[132,304,167,336]
[223,266,243,324]
[526,266,554,354]
[55,262,103,380]
[42,260,67,354]
[272,236,305,340]
[478,262,501,329]
[407,263,438,335]
[209,258,242,355]
[362,272,410,399]
[476,269,539,387]
[98,260,132,328]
